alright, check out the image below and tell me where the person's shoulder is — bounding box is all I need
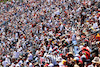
[88,64,94,67]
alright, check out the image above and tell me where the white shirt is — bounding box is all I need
[59,62,63,67]
[60,24,63,31]
[15,64,20,67]
[18,60,23,66]
[10,63,15,67]
[5,58,10,65]
[13,51,19,58]
[2,61,7,67]
[28,53,33,60]
[29,63,33,67]
[93,22,98,29]
[88,64,94,67]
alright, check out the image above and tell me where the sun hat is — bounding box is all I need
[68,52,73,55]
[92,57,100,64]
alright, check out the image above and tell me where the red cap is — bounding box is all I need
[60,53,63,56]
[84,39,88,42]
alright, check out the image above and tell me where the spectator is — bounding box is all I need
[0,0,100,67]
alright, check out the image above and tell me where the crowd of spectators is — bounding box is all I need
[0,0,100,67]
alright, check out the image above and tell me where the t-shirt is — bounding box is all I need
[18,60,23,66]
[74,46,79,55]
[15,64,20,67]
[59,62,63,67]
[13,51,19,58]
[29,63,33,67]
[93,22,98,29]
[10,63,15,67]
[2,61,7,67]
[28,53,33,60]
[88,64,94,67]
[5,58,10,65]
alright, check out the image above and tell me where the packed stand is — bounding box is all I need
[0,0,100,67]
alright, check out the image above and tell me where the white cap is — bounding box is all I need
[48,63,54,67]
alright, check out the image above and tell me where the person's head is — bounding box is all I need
[56,57,62,63]
[62,55,66,59]
[54,64,59,67]
[81,55,86,62]
[62,60,67,65]
[20,63,24,67]
[26,62,29,66]
[83,43,88,47]
[92,57,100,67]
[68,52,73,58]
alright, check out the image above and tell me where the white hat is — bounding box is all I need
[56,57,62,62]
[81,55,86,59]
[74,57,79,61]
[48,63,54,67]
[92,57,100,64]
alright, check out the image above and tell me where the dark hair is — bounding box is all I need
[54,64,59,67]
